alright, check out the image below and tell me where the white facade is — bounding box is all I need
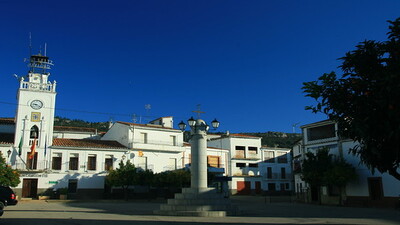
[294,120,400,207]
[260,147,293,193]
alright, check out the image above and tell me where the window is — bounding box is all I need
[248,147,258,155]
[69,154,79,170]
[264,151,275,163]
[30,125,39,139]
[235,146,245,158]
[87,155,97,170]
[236,163,246,168]
[170,135,177,146]
[141,133,148,144]
[277,151,288,163]
[307,124,336,141]
[137,156,147,170]
[285,183,289,190]
[168,158,177,170]
[281,168,286,179]
[52,153,62,170]
[207,156,220,168]
[267,167,272,179]
[248,163,258,168]
[280,183,285,191]
[105,155,113,171]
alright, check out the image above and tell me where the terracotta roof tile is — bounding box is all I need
[0,118,15,125]
[54,126,97,133]
[230,133,261,138]
[52,138,127,149]
[0,133,14,145]
[117,121,179,131]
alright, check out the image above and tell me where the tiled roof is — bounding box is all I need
[117,121,179,131]
[0,118,15,125]
[52,138,128,149]
[230,134,261,138]
[54,126,97,133]
[0,133,14,145]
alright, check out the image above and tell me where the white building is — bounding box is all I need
[294,120,400,207]
[260,146,293,194]
[207,134,294,195]
[0,53,233,199]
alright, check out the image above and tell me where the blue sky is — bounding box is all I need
[0,0,399,133]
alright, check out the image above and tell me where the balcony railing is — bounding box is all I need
[264,172,293,180]
[132,139,182,147]
[232,167,260,176]
[20,81,55,92]
[13,160,48,171]
[136,163,154,171]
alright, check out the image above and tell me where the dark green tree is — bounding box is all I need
[0,152,20,187]
[105,160,138,200]
[302,18,400,180]
[301,148,357,204]
[301,148,332,189]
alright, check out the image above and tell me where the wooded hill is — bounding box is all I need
[54,117,301,148]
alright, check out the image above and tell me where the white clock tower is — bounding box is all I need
[14,53,57,167]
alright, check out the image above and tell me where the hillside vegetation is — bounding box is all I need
[54,117,301,148]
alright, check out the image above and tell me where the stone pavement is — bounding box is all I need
[1,196,399,225]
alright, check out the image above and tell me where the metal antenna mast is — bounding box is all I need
[192,104,205,119]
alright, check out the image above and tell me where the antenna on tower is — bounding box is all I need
[132,114,137,123]
[145,104,151,115]
[44,43,47,56]
[292,122,300,133]
[29,32,32,56]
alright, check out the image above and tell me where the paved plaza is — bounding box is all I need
[1,196,399,225]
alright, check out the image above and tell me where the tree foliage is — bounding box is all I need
[301,148,357,188]
[106,160,138,199]
[302,18,400,180]
[0,152,20,187]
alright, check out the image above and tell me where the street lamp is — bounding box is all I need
[7,150,11,158]
[178,117,220,191]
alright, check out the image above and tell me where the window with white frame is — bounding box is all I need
[69,153,79,170]
[52,153,62,170]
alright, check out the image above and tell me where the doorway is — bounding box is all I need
[22,179,38,198]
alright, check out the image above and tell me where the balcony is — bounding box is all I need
[232,167,260,176]
[264,172,293,180]
[13,160,48,171]
[20,81,56,92]
[131,140,185,153]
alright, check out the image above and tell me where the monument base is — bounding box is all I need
[154,187,239,217]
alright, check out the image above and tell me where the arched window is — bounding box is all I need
[30,125,39,139]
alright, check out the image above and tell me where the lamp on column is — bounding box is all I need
[7,149,11,158]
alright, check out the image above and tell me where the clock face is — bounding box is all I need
[30,100,43,110]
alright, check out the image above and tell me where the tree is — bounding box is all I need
[105,160,138,200]
[301,148,357,204]
[0,152,20,187]
[302,18,400,180]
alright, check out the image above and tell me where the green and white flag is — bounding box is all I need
[18,136,23,156]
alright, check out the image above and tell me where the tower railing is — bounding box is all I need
[20,81,56,92]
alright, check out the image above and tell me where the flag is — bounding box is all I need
[29,138,36,159]
[18,136,23,156]
[44,135,47,156]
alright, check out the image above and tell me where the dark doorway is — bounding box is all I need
[255,181,262,194]
[368,177,383,200]
[22,179,38,198]
[311,186,319,202]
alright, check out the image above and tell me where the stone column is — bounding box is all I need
[190,119,208,190]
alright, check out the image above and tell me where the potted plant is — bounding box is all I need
[58,188,68,200]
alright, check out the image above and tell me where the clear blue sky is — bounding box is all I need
[1,0,399,133]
